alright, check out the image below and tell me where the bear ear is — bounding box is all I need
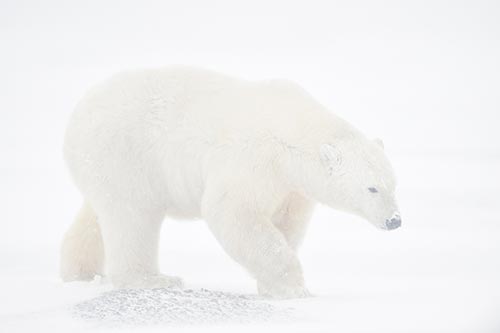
[373,138,385,150]
[320,143,342,173]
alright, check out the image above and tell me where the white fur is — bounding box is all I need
[61,66,400,298]
[60,202,103,281]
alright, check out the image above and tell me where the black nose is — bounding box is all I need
[385,215,402,230]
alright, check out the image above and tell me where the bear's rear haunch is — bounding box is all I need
[61,66,401,299]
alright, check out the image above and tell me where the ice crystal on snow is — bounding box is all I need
[73,288,292,326]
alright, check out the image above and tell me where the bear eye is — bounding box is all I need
[368,187,378,193]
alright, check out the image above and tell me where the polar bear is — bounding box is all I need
[61,66,401,298]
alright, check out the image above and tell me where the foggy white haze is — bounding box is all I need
[1,0,499,332]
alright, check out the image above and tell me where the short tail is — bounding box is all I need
[60,202,104,281]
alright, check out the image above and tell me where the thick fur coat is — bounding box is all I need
[61,67,401,298]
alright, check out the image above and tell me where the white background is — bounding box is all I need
[1,0,499,332]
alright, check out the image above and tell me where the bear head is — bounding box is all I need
[308,136,401,231]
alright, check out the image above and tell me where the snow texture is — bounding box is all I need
[73,288,291,326]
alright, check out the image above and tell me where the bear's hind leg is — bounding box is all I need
[60,202,104,282]
[97,206,183,289]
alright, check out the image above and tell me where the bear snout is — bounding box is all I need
[384,213,402,230]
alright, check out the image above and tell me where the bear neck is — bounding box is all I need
[278,111,364,202]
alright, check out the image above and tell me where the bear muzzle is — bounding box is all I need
[384,212,402,230]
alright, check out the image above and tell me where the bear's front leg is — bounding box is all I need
[273,193,315,251]
[203,201,309,299]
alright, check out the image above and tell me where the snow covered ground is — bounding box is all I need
[1,152,499,332]
[1,0,499,332]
